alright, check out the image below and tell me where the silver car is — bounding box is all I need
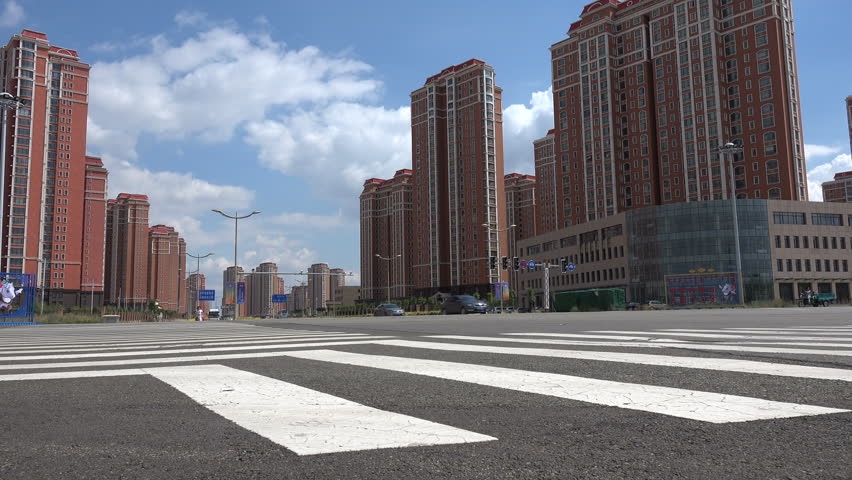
[374,303,405,316]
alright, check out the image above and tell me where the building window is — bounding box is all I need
[772,212,805,225]
[812,213,842,226]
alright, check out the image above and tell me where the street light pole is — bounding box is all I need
[0,92,26,272]
[187,251,214,314]
[212,209,260,319]
[374,253,401,301]
[719,141,745,304]
[482,223,516,313]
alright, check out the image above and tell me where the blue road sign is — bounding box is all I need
[527,260,537,269]
[271,294,287,303]
[568,263,576,272]
[198,289,215,301]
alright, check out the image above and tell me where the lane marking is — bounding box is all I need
[585,330,852,342]
[0,334,372,355]
[0,336,394,362]
[149,364,495,455]
[665,329,852,335]
[0,330,348,348]
[372,339,852,382]
[0,340,384,372]
[426,335,852,357]
[503,333,687,343]
[282,350,848,424]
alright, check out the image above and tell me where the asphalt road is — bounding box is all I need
[1,308,850,479]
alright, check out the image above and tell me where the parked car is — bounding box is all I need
[373,303,405,316]
[626,301,641,310]
[441,295,489,314]
[647,300,666,309]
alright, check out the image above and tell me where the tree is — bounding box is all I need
[526,288,537,310]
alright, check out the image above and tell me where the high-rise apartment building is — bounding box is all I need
[504,173,538,249]
[185,273,209,315]
[504,173,537,292]
[246,261,280,317]
[1,29,104,307]
[82,156,108,309]
[822,171,852,203]
[410,59,507,296]
[222,266,245,319]
[545,0,806,231]
[147,224,185,312]
[533,130,556,233]
[105,193,149,308]
[307,262,329,312]
[328,267,345,307]
[360,168,412,301]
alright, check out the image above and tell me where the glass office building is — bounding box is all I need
[626,201,774,304]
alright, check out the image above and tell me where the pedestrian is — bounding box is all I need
[196,306,204,322]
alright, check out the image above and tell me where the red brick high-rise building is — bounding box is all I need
[410,59,507,296]
[1,29,104,307]
[105,193,150,309]
[82,156,108,308]
[360,168,413,301]
[544,0,806,231]
[147,224,185,313]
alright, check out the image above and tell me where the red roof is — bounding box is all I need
[20,29,47,40]
[49,46,80,59]
[569,0,649,34]
[425,58,487,85]
[833,171,852,180]
[116,193,149,201]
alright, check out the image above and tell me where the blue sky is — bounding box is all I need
[3,0,851,293]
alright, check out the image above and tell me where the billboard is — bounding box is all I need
[0,273,35,322]
[665,271,740,306]
[224,281,235,305]
[236,282,246,305]
[492,281,510,301]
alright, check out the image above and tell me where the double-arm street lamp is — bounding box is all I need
[375,253,401,301]
[212,209,261,319]
[0,92,27,271]
[719,141,745,304]
[482,223,516,313]
[187,251,214,312]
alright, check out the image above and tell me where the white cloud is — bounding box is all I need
[174,10,208,27]
[244,103,411,204]
[0,1,23,27]
[503,88,554,175]
[804,144,842,159]
[87,25,381,160]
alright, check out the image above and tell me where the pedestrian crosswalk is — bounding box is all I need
[1,322,850,455]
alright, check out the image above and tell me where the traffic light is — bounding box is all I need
[512,256,520,271]
[501,256,509,270]
[489,256,497,270]
[561,257,569,272]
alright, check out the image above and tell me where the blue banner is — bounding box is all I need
[236,282,246,305]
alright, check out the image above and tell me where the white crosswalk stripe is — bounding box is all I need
[1,322,849,455]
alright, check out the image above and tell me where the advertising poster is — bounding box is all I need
[224,281,235,305]
[665,272,740,306]
[0,273,35,322]
[236,281,246,305]
[493,281,510,301]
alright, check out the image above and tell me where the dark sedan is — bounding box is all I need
[373,303,405,316]
[441,295,489,314]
